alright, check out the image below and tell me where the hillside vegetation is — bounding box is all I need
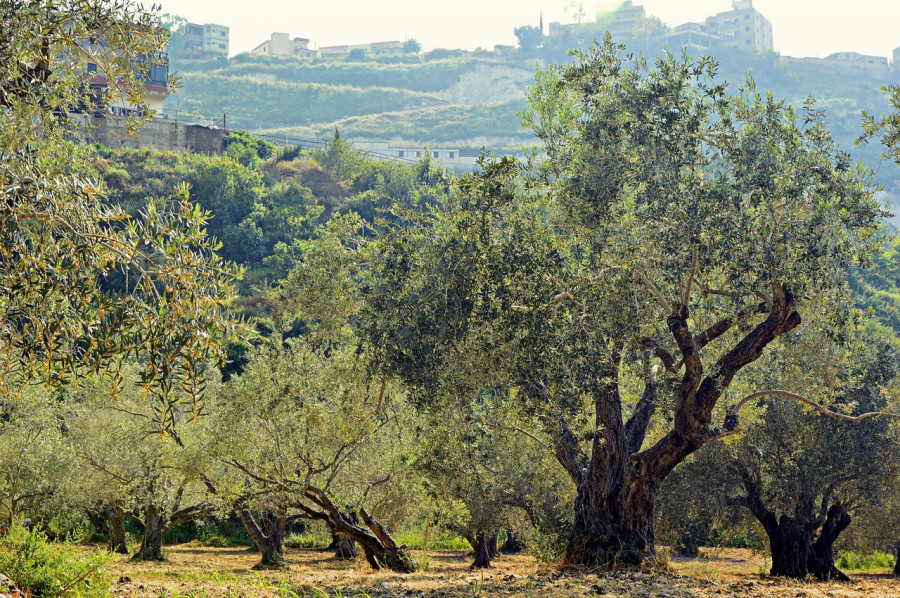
[171,44,900,207]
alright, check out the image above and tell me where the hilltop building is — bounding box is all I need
[706,0,773,53]
[317,40,404,58]
[175,22,229,59]
[662,22,719,54]
[548,0,773,55]
[79,38,169,115]
[251,33,316,58]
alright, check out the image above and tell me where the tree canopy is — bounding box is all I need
[362,38,887,567]
[0,0,241,431]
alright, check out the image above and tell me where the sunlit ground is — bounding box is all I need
[99,542,900,597]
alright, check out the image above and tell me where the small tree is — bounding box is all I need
[403,38,422,54]
[213,215,418,572]
[63,369,219,561]
[514,25,544,52]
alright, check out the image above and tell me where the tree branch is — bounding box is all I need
[640,272,672,314]
[722,389,900,435]
[694,302,768,350]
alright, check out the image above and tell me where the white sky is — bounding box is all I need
[156,0,900,60]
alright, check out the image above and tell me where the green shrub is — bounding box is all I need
[0,526,112,597]
[836,550,895,570]
[283,523,331,550]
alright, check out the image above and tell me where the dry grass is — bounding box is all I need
[100,542,900,597]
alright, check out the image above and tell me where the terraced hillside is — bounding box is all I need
[170,46,900,213]
[171,54,538,150]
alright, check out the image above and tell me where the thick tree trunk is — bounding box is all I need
[486,532,499,558]
[767,515,810,578]
[330,511,359,560]
[565,481,656,567]
[755,506,850,581]
[105,506,129,555]
[235,503,287,569]
[358,507,415,573]
[132,507,166,561]
[300,486,415,573]
[468,532,494,569]
[809,504,851,582]
[335,534,358,559]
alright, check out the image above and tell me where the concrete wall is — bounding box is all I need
[79,116,226,154]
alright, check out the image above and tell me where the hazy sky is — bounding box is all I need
[157,0,900,60]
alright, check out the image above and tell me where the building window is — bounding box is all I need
[744,14,749,19]
[415,151,420,157]
[745,39,751,45]
[433,151,439,158]
[220,31,226,36]
[86,62,97,72]
[398,151,405,157]
[219,44,226,49]
[449,152,455,159]
[745,26,750,31]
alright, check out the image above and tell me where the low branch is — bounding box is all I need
[721,389,900,436]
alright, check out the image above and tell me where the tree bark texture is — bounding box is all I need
[468,531,494,569]
[104,505,129,555]
[743,475,851,581]
[557,290,800,567]
[298,486,415,572]
[132,507,165,561]
[235,503,287,569]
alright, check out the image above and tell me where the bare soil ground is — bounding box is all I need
[105,543,900,597]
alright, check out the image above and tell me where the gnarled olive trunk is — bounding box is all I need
[556,292,800,568]
[335,534,358,559]
[501,532,525,554]
[300,486,414,573]
[744,480,852,581]
[808,504,852,581]
[133,507,166,561]
[131,499,213,562]
[327,511,359,560]
[104,505,129,554]
[467,531,495,569]
[235,503,287,569]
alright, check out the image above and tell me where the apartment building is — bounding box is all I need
[663,22,719,53]
[596,1,648,40]
[706,0,773,53]
[178,22,229,59]
[81,53,169,116]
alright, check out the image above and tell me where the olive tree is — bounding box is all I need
[62,368,219,560]
[212,215,418,572]
[0,0,239,433]
[362,39,886,567]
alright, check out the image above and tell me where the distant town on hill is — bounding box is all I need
[141,1,900,217]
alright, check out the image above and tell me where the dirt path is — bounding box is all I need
[105,543,900,597]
